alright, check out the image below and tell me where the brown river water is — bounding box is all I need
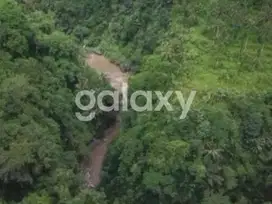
[83,53,128,187]
[87,53,129,90]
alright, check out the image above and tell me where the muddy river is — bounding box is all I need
[84,53,128,187]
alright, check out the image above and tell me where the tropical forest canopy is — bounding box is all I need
[0,0,272,203]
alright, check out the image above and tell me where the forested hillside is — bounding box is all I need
[1,0,272,203]
[0,0,110,203]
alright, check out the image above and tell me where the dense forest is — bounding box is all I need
[0,0,272,203]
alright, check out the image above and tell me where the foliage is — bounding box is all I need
[0,0,108,203]
[1,0,272,203]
